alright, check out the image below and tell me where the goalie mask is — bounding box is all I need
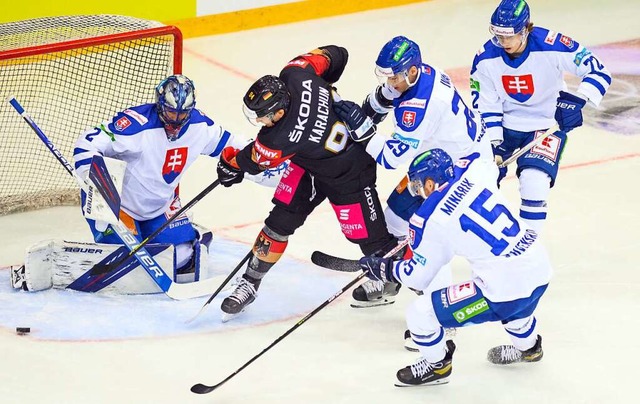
[155,75,196,140]
[242,75,291,127]
[406,149,454,199]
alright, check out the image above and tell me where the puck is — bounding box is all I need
[16,327,30,335]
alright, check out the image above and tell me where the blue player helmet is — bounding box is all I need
[155,74,196,140]
[489,0,531,48]
[374,36,421,86]
[406,149,454,199]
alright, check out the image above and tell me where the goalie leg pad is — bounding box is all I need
[22,240,56,291]
[19,240,176,294]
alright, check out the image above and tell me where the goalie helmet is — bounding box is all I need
[242,75,291,126]
[155,74,196,140]
[489,0,531,47]
[374,36,421,84]
[406,148,454,199]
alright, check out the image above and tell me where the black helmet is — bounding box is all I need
[242,75,291,126]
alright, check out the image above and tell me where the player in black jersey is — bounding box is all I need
[215,45,402,321]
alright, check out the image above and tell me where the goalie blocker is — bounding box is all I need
[10,235,211,295]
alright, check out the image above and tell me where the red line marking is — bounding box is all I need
[560,152,640,170]
[184,48,256,81]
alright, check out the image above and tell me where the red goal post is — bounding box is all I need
[0,15,182,215]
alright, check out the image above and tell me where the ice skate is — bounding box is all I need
[395,340,456,387]
[351,279,401,308]
[221,277,258,322]
[487,335,543,365]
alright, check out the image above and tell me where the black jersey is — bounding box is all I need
[236,46,377,188]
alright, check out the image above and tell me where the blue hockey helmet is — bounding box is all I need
[406,149,454,199]
[489,0,531,42]
[374,36,421,84]
[155,74,196,140]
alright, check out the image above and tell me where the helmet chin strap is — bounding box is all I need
[403,66,421,89]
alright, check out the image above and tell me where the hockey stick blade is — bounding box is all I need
[191,383,220,394]
[311,251,360,272]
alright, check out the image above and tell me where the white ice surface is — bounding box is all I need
[1,0,640,403]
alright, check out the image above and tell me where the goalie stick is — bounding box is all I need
[7,96,219,300]
[190,238,410,395]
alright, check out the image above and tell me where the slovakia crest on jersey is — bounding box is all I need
[402,110,416,127]
[501,74,535,103]
[162,147,188,183]
[114,116,131,132]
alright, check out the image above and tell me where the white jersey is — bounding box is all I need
[74,104,248,221]
[392,154,552,303]
[470,26,611,138]
[365,64,494,170]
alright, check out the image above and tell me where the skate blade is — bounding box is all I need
[350,297,396,308]
[221,311,242,323]
[404,339,420,352]
[394,377,450,388]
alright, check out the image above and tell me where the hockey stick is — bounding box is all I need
[190,238,409,394]
[311,250,360,272]
[498,124,560,168]
[90,178,221,275]
[7,96,219,300]
[186,250,253,324]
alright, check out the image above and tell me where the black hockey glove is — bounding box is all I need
[217,147,244,187]
[359,255,396,283]
[333,100,376,142]
[555,91,586,132]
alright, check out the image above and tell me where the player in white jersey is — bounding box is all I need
[470,0,611,232]
[73,75,274,282]
[358,148,553,387]
[333,36,494,306]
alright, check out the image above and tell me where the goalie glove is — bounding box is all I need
[359,255,397,283]
[555,91,587,132]
[217,147,244,187]
[333,100,376,142]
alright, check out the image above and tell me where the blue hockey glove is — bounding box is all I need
[333,100,376,142]
[359,255,396,282]
[555,91,586,132]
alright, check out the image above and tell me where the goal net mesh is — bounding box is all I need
[0,15,181,215]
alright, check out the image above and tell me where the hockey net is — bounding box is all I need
[0,15,182,215]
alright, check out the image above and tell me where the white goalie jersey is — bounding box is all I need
[74,104,284,221]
